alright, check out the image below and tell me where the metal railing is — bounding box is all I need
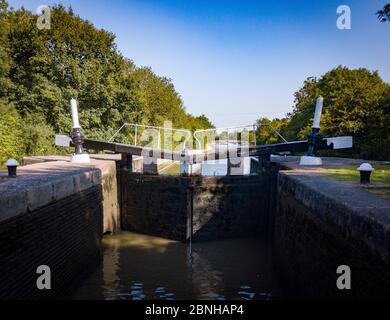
[108,122,288,153]
[193,123,288,151]
[109,123,192,151]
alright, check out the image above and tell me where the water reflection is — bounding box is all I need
[102,239,120,297]
[72,232,283,300]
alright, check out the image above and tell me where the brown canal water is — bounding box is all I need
[72,232,284,300]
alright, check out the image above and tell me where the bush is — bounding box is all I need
[22,113,56,156]
[0,102,24,167]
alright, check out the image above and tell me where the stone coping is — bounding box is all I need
[273,155,389,170]
[0,157,117,223]
[23,154,121,164]
[278,169,390,265]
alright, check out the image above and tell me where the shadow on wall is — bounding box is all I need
[119,169,279,242]
[273,173,390,299]
[191,171,278,241]
[0,167,105,300]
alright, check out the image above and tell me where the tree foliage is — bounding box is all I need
[279,67,390,160]
[377,4,390,22]
[0,103,24,165]
[0,3,213,165]
[255,117,289,145]
[2,2,388,164]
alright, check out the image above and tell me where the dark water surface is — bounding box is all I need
[72,232,284,300]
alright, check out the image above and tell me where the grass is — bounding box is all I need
[322,164,390,184]
[369,189,390,198]
[323,164,390,198]
[158,162,180,175]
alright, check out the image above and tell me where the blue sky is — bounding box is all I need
[8,0,390,127]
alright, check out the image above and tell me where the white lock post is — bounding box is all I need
[69,99,90,163]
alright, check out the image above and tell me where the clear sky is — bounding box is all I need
[8,0,390,127]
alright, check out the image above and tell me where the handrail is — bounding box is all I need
[110,122,288,152]
[83,135,351,164]
[193,123,288,151]
[108,123,192,151]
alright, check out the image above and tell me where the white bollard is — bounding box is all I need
[6,159,19,177]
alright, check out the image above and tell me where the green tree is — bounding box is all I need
[0,4,213,163]
[193,114,214,130]
[284,67,390,160]
[4,5,137,138]
[130,67,185,127]
[0,103,24,165]
[179,114,214,133]
[377,4,390,22]
[0,0,11,102]
[22,113,56,156]
[255,117,289,145]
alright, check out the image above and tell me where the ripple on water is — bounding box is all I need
[71,232,284,300]
[240,285,252,289]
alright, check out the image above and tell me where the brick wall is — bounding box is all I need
[120,171,277,242]
[191,173,277,241]
[121,174,190,241]
[0,186,103,300]
[274,173,390,299]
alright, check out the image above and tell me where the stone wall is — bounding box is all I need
[191,173,277,241]
[274,171,390,299]
[0,185,103,299]
[121,174,190,241]
[120,171,277,241]
[6,155,390,299]
[0,157,118,299]
[23,155,120,234]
